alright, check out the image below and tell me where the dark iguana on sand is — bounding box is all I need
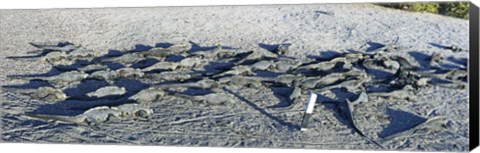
[24,103,153,127]
[172,91,237,105]
[24,106,122,126]
[3,86,68,102]
[86,86,127,98]
[9,71,89,88]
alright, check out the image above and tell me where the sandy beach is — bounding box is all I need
[0,3,470,151]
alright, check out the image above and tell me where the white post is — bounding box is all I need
[300,92,318,131]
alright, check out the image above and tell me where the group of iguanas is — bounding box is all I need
[3,41,467,146]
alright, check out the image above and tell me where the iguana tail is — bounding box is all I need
[23,113,86,126]
[1,87,37,94]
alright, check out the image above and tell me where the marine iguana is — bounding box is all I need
[97,53,147,66]
[211,65,255,78]
[155,78,219,89]
[128,87,166,103]
[142,71,201,82]
[77,64,110,73]
[368,85,418,101]
[173,91,236,105]
[141,61,179,72]
[112,103,154,119]
[28,41,79,53]
[138,43,191,58]
[3,86,68,102]
[429,52,466,70]
[191,46,252,59]
[9,71,89,88]
[313,76,371,93]
[115,68,144,78]
[88,69,118,82]
[10,42,101,67]
[297,68,366,89]
[23,106,122,126]
[88,68,144,83]
[7,51,69,64]
[24,103,154,127]
[414,69,467,89]
[217,76,266,88]
[445,44,468,52]
[250,60,275,71]
[176,56,210,70]
[87,86,127,98]
[272,58,304,72]
[296,60,342,72]
[233,48,279,65]
[429,52,445,69]
[382,67,426,89]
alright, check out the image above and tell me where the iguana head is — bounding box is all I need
[134,108,154,119]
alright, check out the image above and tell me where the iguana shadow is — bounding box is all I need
[223,87,300,131]
[266,87,295,109]
[446,56,467,68]
[408,51,431,70]
[258,43,282,54]
[428,42,449,49]
[378,108,427,139]
[318,89,370,136]
[365,42,386,52]
[6,68,63,78]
